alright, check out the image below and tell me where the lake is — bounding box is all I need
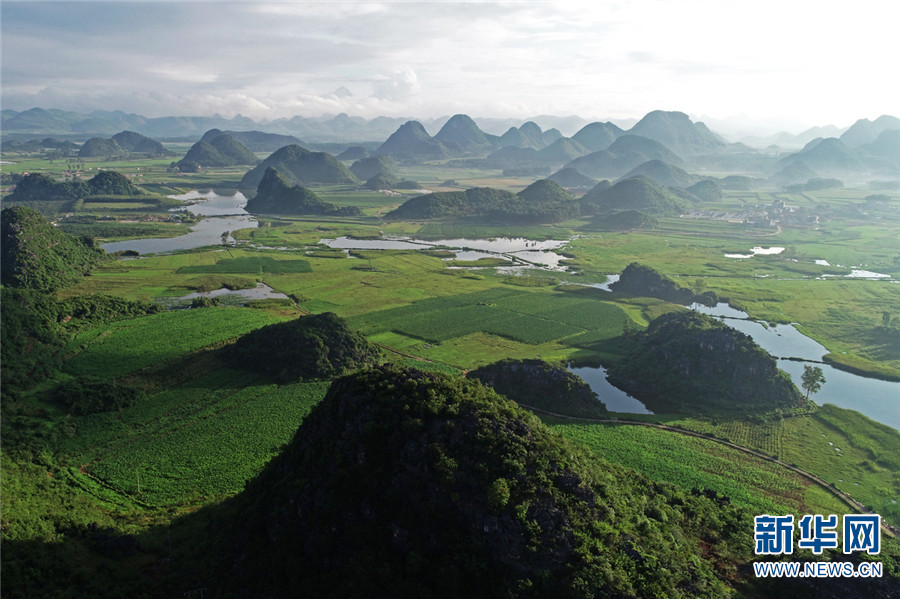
[322,236,570,269]
[695,303,900,430]
[101,190,258,254]
[567,364,652,414]
[571,300,899,428]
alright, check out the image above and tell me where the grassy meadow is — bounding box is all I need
[3,143,899,566]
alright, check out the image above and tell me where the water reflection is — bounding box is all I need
[695,303,899,430]
[567,365,652,414]
[321,236,569,270]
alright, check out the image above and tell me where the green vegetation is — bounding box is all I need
[469,358,608,418]
[386,181,581,223]
[239,144,359,188]
[610,262,717,306]
[347,287,627,351]
[3,138,899,597]
[176,134,258,170]
[670,405,900,527]
[176,254,312,274]
[608,311,804,414]
[1,206,107,290]
[801,365,826,398]
[580,175,687,216]
[63,308,287,379]
[552,422,841,518]
[221,312,382,382]
[4,169,144,205]
[245,167,363,216]
[203,365,753,598]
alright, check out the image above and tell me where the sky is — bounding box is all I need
[2,1,897,133]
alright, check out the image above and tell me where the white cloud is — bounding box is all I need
[2,0,897,127]
[372,69,420,100]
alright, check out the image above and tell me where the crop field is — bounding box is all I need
[552,422,849,519]
[57,220,193,241]
[176,255,312,274]
[672,406,900,526]
[63,308,289,379]
[58,367,330,506]
[347,287,627,348]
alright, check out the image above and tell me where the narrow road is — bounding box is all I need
[523,404,898,540]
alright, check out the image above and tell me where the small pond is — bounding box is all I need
[567,365,652,414]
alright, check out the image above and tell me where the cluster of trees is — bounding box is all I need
[608,311,805,414]
[244,168,363,216]
[203,365,752,598]
[221,311,382,382]
[468,358,607,418]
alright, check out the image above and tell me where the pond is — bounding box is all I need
[321,236,570,270]
[101,190,258,254]
[567,364,652,414]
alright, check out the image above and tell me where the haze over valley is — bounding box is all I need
[3,2,899,598]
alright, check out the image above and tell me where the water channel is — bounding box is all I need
[100,190,898,429]
[100,190,257,254]
[570,296,899,430]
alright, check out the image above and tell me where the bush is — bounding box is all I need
[55,378,146,415]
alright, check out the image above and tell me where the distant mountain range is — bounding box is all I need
[4,107,898,183]
[0,107,593,142]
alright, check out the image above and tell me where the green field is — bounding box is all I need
[3,145,899,589]
[63,308,289,378]
[551,422,848,518]
[670,406,900,526]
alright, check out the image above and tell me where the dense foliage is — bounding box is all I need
[245,168,363,216]
[610,262,717,306]
[607,311,804,414]
[78,131,166,157]
[349,155,398,181]
[3,170,143,205]
[205,365,752,598]
[176,134,258,169]
[54,377,146,415]
[591,209,659,230]
[222,311,382,382]
[1,206,106,290]
[469,358,608,418]
[239,144,359,188]
[385,180,581,223]
[1,288,162,393]
[579,175,687,216]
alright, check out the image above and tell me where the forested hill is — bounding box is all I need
[239,144,359,188]
[0,205,106,290]
[4,170,144,205]
[200,365,752,598]
[469,358,608,418]
[385,180,580,223]
[608,311,804,414]
[244,168,363,216]
[609,262,718,306]
[221,311,381,381]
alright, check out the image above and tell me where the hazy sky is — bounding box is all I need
[2,1,896,131]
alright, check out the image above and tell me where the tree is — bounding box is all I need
[801,365,825,399]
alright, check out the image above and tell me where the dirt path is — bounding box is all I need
[523,404,898,540]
